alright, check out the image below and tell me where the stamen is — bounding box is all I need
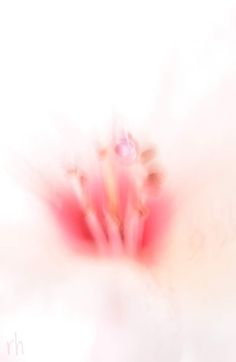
[124,204,145,255]
[67,168,89,210]
[68,168,108,254]
[103,210,123,255]
[145,170,163,192]
[99,148,119,219]
[85,208,108,254]
[140,147,156,164]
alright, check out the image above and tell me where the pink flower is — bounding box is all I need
[45,132,173,264]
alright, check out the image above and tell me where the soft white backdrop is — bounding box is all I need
[0,0,236,361]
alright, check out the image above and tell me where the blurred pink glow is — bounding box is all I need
[42,134,173,264]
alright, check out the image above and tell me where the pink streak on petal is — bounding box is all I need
[89,175,108,239]
[139,194,173,263]
[48,188,96,254]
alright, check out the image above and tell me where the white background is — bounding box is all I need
[0,0,236,361]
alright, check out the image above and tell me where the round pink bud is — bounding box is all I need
[114,135,137,163]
